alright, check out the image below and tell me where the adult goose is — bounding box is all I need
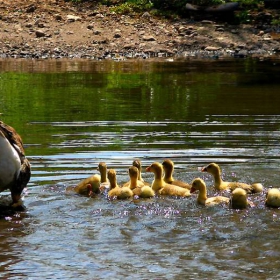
[0,121,31,207]
[201,162,263,193]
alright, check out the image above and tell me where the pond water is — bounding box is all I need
[0,58,280,279]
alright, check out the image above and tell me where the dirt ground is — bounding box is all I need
[0,0,280,60]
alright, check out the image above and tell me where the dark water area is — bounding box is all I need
[0,58,280,279]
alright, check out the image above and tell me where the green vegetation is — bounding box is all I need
[66,0,278,24]
[107,0,153,14]
[67,0,264,10]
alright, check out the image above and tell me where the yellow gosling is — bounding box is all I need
[190,178,229,206]
[201,162,263,193]
[133,159,150,186]
[265,188,280,208]
[128,166,154,198]
[128,166,145,189]
[97,162,109,184]
[107,169,133,199]
[162,159,191,190]
[123,165,145,189]
[146,162,191,197]
[66,162,107,196]
[97,162,110,192]
[73,174,100,196]
[230,187,254,209]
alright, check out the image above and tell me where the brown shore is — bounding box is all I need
[0,0,280,60]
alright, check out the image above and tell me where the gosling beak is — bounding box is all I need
[146,166,151,172]
[190,187,196,193]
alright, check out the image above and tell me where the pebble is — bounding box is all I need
[54,14,62,21]
[35,30,45,38]
[93,29,102,35]
[26,5,36,13]
[114,33,121,38]
[201,20,214,24]
[142,12,151,19]
[142,35,156,41]
[205,46,221,51]
[67,15,81,22]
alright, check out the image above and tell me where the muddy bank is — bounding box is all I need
[0,0,280,60]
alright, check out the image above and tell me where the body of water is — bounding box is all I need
[0,58,280,279]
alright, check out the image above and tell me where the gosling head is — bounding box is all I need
[190,178,206,193]
[132,159,142,170]
[162,159,174,171]
[146,162,163,173]
[201,162,221,175]
[129,166,139,179]
[230,188,248,209]
[107,169,117,182]
[98,162,107,172]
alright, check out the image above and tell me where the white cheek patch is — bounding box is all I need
[0,134,21,189]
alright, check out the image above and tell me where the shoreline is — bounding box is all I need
[1,49,279,61]
[0,0,280,61]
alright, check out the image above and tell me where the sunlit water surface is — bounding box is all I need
[0,58,280,279]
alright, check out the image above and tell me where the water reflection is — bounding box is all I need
[0,203,30,279]
[0,58,280,279]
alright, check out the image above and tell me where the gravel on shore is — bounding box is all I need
[0,0,280,60]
